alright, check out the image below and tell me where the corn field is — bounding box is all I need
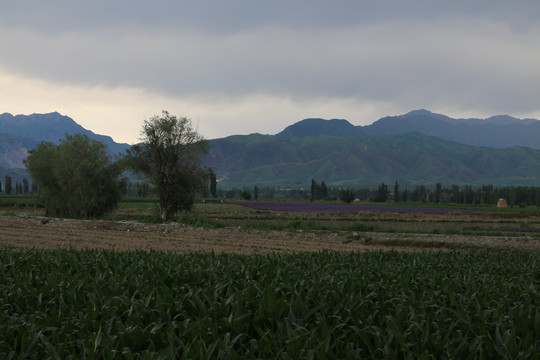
[1,249,540,359]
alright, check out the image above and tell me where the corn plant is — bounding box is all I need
[1,249,539,358]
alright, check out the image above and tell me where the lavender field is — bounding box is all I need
[233,201,479,214]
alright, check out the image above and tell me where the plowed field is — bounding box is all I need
[2,215,539,254]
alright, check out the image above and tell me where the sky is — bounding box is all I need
[1,1,540,144]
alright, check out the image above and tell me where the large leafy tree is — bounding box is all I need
[127,111,209,221]
[24,134,126,218]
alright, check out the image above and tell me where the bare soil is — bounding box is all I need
[2,215,539,254]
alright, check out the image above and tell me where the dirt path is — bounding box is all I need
[1,216,539,254]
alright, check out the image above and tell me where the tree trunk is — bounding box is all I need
[160,195,168,221]
[160,207,167,222]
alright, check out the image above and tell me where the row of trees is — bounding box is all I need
[353,182,540,207]
[226,181,540,207]
[1,177,37,195]
[24,111,209,220]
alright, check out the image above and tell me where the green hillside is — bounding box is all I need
[206,132,540,187]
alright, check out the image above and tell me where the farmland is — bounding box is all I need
[2,249,540,358]
[3,200,540,253]
[2,200,540,357]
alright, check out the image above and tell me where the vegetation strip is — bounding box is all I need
[1,249,540,358]
[233,201,483,214]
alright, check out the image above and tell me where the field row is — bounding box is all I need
[233,201,484,214]
[1,249,540,358]
[0,216,402,254]
[5,199,540,238]
[2,215,540,254]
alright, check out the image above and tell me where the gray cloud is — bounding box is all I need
[1,1,539,142]
[3,1,539,33]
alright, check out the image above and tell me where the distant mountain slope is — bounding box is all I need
[0,112,130,153]
[0,133,37,169]
[264,109,540,149]
[0,112,130,168]
[206,132,540,187]
[1,112,89,142]
[364,109,540,149]
[275,118,366,139]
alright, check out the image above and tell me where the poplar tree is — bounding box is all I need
[127,111,208,221]
[208,168,217,198]
[4,176,12,195]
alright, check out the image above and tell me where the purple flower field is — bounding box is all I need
[232,201,480,214]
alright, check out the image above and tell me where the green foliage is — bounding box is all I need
[208,168,217,198]
[310,179,317,201]
[393,180,400,202]
[320,181,328,199]
[0,195,42,210]
[253,185,259,200]
[24,134,125,218]
[240,190,251,200]
[374,183,389,202]
[127,111,208,221]
[311,179,328,201]
[4,176,11,195]
[340,188,356,203]
[1,249,540,358]
[22,178,29,195]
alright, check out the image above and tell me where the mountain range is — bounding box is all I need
[207,109,540,186]
[2,110,540,186]
[274,109,540,148]
[0,112,129,169]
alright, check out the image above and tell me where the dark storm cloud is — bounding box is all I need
[1,0,539,142]
[2,1,539,33]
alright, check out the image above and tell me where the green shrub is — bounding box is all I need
[340,189,356,203]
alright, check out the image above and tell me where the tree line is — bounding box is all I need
[0,176,37,195]
[224,180,540,207]
[362,182,540,207]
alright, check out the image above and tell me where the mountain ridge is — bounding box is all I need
[2,110,540,187]
[362,109,540,148]
[274,118,365,139]
[0,112,130,155]
[270,109,540,149]
[205,132,540,187]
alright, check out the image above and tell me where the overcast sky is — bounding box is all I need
[1,1,539,144]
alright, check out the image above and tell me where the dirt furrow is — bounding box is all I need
[2,216,538,254]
